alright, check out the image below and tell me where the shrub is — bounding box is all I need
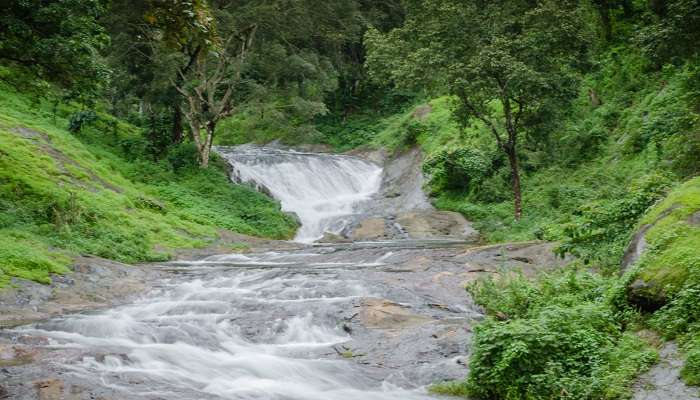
[167,142,200,171]
[68,110,98,133]
[682,345,700,386]
[557,172,673,266]
[432,270,657,399]
[423,147,492,195]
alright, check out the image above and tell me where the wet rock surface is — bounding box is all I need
[0,256,160,329]
[0,240,564,399]
[634,342,700,400]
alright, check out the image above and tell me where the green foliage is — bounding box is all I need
[0,82,296,286]
[557,172,673,266]
[0,0,110,102]
[0,232,70,285]
[648,274,700,386]
[638,0,700,64]
[316,114,385,152]
[682,345,700,386]
[68,111,99,133]
[366,0,595,218]
[627,177,700,385]
[155,160,298,239]
[423,148,492,195]
[432,269,657,399]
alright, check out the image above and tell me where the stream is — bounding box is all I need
[1,146,486,399]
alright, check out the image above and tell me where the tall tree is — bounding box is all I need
[640,0,700,63]
[175,25,257,167]
[366,0,592,219]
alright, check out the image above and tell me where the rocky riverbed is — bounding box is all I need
[0,239,565,399]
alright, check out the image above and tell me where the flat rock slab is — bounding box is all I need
[0,240,570,398]
[348,211,479,242]
[396,211,479,241]
[358,298,434,330]
[0,256,159,328]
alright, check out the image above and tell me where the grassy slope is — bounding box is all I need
[0,82,297,286]
[637,176,700,292]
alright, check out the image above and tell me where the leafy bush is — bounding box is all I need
[68,110,98,133]
[432,270,657,399]
[423,147,491,195]
[682,345,700,386]
[167,142,200,171]
[557,172,673,266]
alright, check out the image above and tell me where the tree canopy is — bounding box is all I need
[366,0,593,218]
[0,0,110,101]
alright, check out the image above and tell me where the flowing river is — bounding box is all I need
[2,146,487,400]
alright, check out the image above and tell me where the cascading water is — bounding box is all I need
[7,249,454,400]
[2,147,476,400]
[216,145,383,242]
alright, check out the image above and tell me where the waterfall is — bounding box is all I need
[216,145,383,243]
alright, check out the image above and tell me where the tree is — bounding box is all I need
[174,25,257,167]
[639,0,700,63]
[365,0,592,219]
[0,0,110,102]
[591,0,637,42]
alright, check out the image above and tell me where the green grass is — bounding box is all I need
[0,81,297,286]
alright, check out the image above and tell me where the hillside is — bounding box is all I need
[0,81,297,286]
[308,43,700,395]
[1,0,699,398]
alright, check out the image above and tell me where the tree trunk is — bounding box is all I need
[595,0,613,41]
[198,123,216,168]
[199,143,211,168]
[172,104,184,144]
[621,0,634,18]
[189,123,207,167]
[650,0,667,16]
[506,147,523,220]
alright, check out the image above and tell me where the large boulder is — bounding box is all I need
[395,210,479,241]
[624,177,700,311]
[348,210,480,242]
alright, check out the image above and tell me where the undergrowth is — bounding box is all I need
[431,268,658,399]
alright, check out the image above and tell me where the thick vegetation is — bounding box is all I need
[320,1,698,397]
[432,270,657,399]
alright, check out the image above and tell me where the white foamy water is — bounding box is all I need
[216,145,383,243]
[14,252,436,400]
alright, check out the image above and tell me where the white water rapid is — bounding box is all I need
[216,145,383,242]
[11,250,443,400]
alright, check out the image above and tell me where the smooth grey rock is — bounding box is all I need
[689,211,700,226]
[634,342,700,400]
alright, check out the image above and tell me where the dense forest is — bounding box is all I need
[1,0,700,399]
